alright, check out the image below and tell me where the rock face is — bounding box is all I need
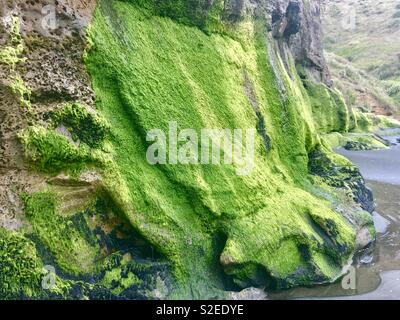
[147,0,331,85]
[1,0,174,300]
[0,0,96,229]
[0,0,376,299]
[308,149,375,213]
[207,0,332,85]
[268,0,332,85]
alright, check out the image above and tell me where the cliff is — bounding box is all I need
[0,0,377,299]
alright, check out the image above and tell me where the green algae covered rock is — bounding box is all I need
[0,228,43,299]
[304,80,355,134]
[82,0,365,297]
[0,0,378,299]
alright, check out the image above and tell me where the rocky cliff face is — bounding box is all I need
[269,0,332,85]
[161,0,332,84]
[0,0,375,299]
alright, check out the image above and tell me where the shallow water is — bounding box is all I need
[338,141,400,185]
[270,134,400,300]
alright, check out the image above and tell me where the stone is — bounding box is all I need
[228,287,268,300]
[344,141,372,151]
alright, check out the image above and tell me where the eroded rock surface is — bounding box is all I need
[0,0,95,229]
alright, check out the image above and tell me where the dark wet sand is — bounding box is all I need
[270,134,400,300]
[338,141,400,186]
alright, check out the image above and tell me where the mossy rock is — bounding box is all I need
[19,126,92,174]
[0,228,43,299]
[304,80,352,134]
[83,0,362,297]
[50,103,110,149]
[308,148,375,213]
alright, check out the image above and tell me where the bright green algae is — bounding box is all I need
[0,191,172,299]
[0,8,171,299]
[0,0,376,300]
[0,228,43,298]
[304,80,354,133]
[50,103,111,149]
[23,191,100,276]
[19,126,92,174]
[0,226,72,299]
[84,0,357,298]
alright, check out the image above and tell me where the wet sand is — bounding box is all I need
[270,134,400,300]
[338,140,400,186]
[328,271,400,300]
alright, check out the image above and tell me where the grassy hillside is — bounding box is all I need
[322,0,400,118]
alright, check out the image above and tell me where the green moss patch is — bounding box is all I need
[304,80,353,134]
[0,228,43,299]
[23,191,100,275]
[0,16,32,110]
[50,103,110,148]
[19,126,92,174]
